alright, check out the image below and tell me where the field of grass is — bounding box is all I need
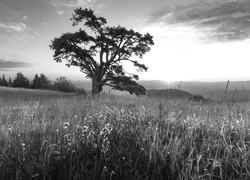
[0,87,250,179]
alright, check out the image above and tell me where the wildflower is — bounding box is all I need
[64,134,71,139]
[88,130,96,146]
[64,122,70,129]
[76,125,81,129]
[212,160,220,168]
[21,143,26,151]
[53,150,60,155]
[83,126,89,132]
[104,123,113,133]
[32,173,39,178]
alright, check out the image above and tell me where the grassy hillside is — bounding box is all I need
[0,87,250,179]
[147,89,193,99]
[0,86,77,102]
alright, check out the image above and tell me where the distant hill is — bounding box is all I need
[139,80,250,101]
[147,89,193,99]
[72,80,250,100]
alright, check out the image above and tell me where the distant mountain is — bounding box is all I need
[147,89,193,99]
[72,80,250,100]
[139,80,250,100]
[139,80,250,91]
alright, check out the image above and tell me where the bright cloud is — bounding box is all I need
[0,21,35,41]
[50,0,105,15]
[0,22,29,32]
[149,0,250,42]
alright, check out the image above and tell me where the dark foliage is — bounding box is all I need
[75,87,88,95]
[54,76,87,95]
[8,78,13,87]
[189,94,209,103]
[12,72,31,88]
[1,73,87,95]
[32,74,53,90]
[0,74,8,87]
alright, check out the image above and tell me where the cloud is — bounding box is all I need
[149,0,250,42]
[0,51,31,71]
[0,22,29,32]
[51,0,104,8]
[0,21,35,41]
[0,58,31,71]
[50,0,105,15]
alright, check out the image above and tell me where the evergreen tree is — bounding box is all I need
[0,74,8,87]
[8,78,12,87]
[13,72,31,88]
[32,74,52,89]
[39,74,51,89]
[1,74,8,87]
[32,74,40,89]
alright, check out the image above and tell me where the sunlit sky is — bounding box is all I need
[1,0,250,82]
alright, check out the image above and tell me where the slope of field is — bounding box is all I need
[0,86,77,98]
[0,87,250,179]
[147,89,193,99]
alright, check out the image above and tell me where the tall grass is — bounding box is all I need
[0,87,250,179]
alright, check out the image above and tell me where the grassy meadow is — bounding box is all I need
[0,87,250,180]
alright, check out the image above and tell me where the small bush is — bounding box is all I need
[189,94,208,103]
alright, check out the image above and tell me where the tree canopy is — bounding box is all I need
[50,8,154,95]
[32,74,52,89]
[0,74,8,87]
[13,72,30,88]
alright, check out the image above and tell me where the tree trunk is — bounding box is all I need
[91,76,103,95]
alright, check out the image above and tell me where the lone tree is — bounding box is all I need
[50,8,154,95]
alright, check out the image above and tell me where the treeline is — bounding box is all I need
[0,73,87,95]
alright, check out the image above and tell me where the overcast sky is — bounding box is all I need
[1,0,250,82]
